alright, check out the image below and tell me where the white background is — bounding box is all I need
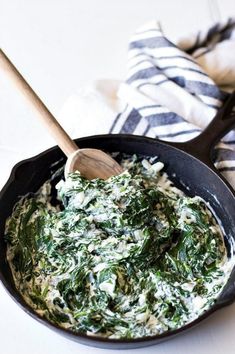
[0,1,235,353]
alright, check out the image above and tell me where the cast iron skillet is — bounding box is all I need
[1,93,235,349]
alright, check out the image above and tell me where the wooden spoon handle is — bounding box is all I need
[0,49,77,157]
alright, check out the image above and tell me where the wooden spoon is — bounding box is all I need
[0,49,123,179]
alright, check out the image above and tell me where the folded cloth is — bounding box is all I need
[59,18,235,188]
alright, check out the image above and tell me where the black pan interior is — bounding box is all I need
[0,134,235,348]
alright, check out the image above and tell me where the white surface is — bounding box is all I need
[0,0,235,353]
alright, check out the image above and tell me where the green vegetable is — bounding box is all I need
[5,154,231,339]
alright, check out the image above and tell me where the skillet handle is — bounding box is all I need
[175,91,235,165]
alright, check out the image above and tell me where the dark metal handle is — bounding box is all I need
[174,91,235,165]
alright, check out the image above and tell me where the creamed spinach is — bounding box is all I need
[5,155,233,338]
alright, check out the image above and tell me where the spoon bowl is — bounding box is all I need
[65,148,123,179]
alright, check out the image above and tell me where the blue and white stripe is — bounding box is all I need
[110,19,235,187]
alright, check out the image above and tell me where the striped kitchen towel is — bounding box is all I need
[59,18,235,188]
